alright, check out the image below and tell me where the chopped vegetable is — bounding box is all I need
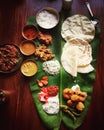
[37,76,48,87]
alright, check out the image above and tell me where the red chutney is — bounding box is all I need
[22,25,38,40]
[38,86,59,103]
[41,86,59,96]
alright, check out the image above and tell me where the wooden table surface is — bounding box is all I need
[0,0,104,130]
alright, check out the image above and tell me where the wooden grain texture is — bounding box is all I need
[0,0,104,130]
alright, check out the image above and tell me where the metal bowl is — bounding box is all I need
[36,7,59,29]
[20,59,38,77]
[22,24,38,40]
[20,40,36,56]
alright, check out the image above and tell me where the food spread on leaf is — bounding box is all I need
[0,4,99,129]
[27,12,99,130]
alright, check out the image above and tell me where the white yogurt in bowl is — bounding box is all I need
[36,7,59,29]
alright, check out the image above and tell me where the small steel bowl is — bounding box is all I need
[22,24,38,40]
[36,7,59,29]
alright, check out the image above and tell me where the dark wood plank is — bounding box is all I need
[0,0,104,130]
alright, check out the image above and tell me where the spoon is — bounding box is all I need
[85,1,99,27]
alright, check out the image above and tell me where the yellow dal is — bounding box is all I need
[21,61,38,76]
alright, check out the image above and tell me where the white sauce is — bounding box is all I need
[43,60,61,75]
[42,95,59,114]
[71,84,80,92]
[36,10,58,29]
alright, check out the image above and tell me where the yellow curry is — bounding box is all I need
[21,60,38,76]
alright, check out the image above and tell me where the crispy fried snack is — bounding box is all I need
[63,87,87,112]
[63,88,74,99]
[37,32,52,45]
[34,45,55,61]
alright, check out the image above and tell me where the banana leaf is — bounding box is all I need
[28,10,100,130]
